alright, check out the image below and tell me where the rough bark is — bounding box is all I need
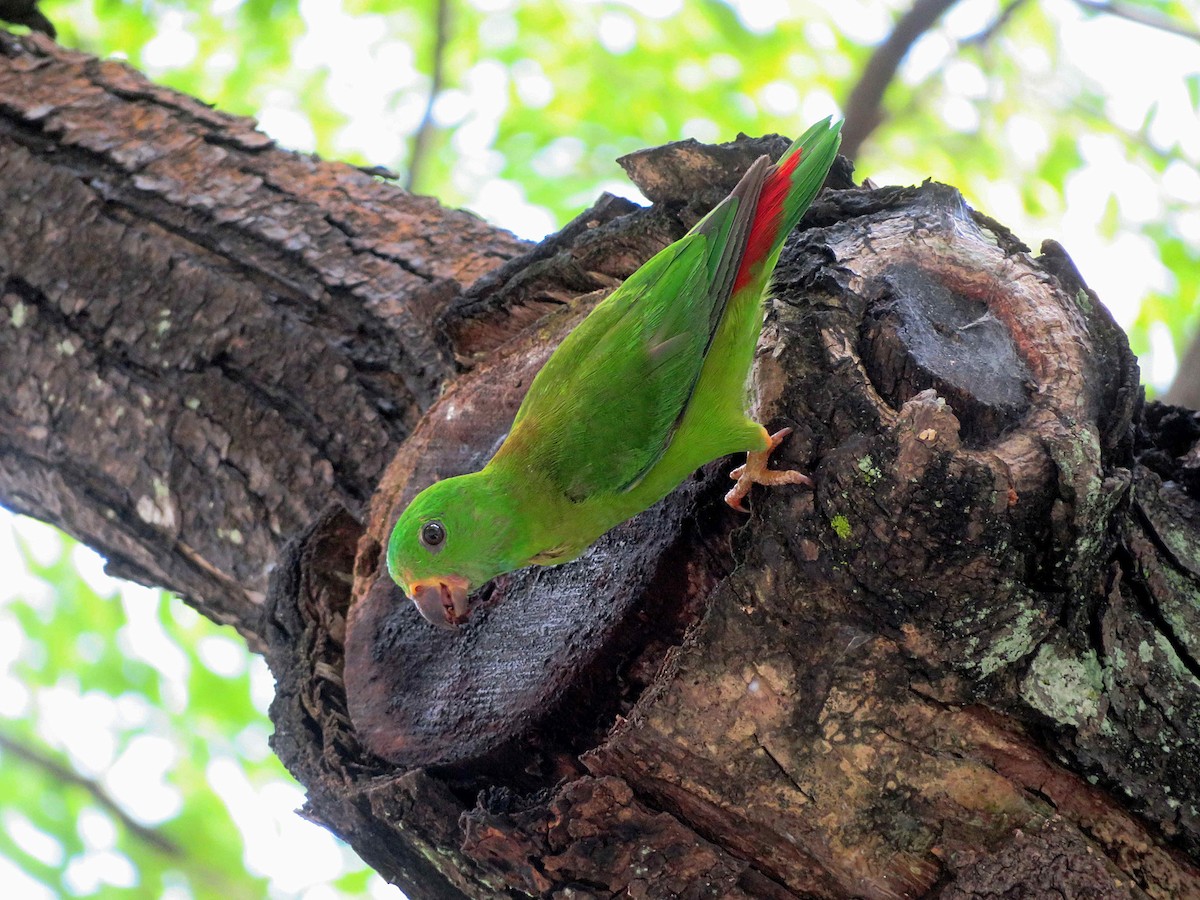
[0,32,526,640]
[3,30,1199,900]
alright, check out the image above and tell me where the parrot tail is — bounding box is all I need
[733,116,842,293]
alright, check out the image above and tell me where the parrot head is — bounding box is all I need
[385,472,520,628]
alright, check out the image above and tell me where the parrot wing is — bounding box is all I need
[496,157,771,502]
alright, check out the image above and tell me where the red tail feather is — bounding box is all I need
[732,150,802,293]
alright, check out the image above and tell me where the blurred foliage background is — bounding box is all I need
[2,0,1198,896]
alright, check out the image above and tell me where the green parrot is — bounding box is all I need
[388,118,842,627]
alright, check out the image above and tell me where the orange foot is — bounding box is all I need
[724,427,812,513]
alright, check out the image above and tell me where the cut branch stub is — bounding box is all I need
[859,260,1033,447]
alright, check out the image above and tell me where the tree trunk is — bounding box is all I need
[4,31,1199,899]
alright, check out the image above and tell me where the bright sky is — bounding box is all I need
[4,0,1199,895]
[0,514,396,898]
[248,0,1200,386]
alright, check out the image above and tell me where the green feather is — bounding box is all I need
[387,117,843,624]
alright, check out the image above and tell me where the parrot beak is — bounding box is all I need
[407,575,472,628]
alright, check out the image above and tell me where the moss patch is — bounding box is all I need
[830,514,852,540]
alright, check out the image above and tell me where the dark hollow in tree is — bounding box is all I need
[2,31,1198,900]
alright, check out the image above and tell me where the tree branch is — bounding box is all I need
[0,0,54,37]
[0,32,525,641]
[1164,327,1200,408]
[1074,0,1200,43]
[960,0,1031,46]
[406,0,452,193]
[840,0,961,160]
[0,730,181,856]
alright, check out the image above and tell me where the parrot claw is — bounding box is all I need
[724,427,812,511]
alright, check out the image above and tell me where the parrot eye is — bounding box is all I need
[419,520,446,552]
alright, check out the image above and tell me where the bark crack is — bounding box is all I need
[1122,516,1200,683]
[754,734,815,803]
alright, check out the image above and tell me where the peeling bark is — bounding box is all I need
[3,31,1199,900]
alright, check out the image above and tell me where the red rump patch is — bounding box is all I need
[733,149,802,292]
